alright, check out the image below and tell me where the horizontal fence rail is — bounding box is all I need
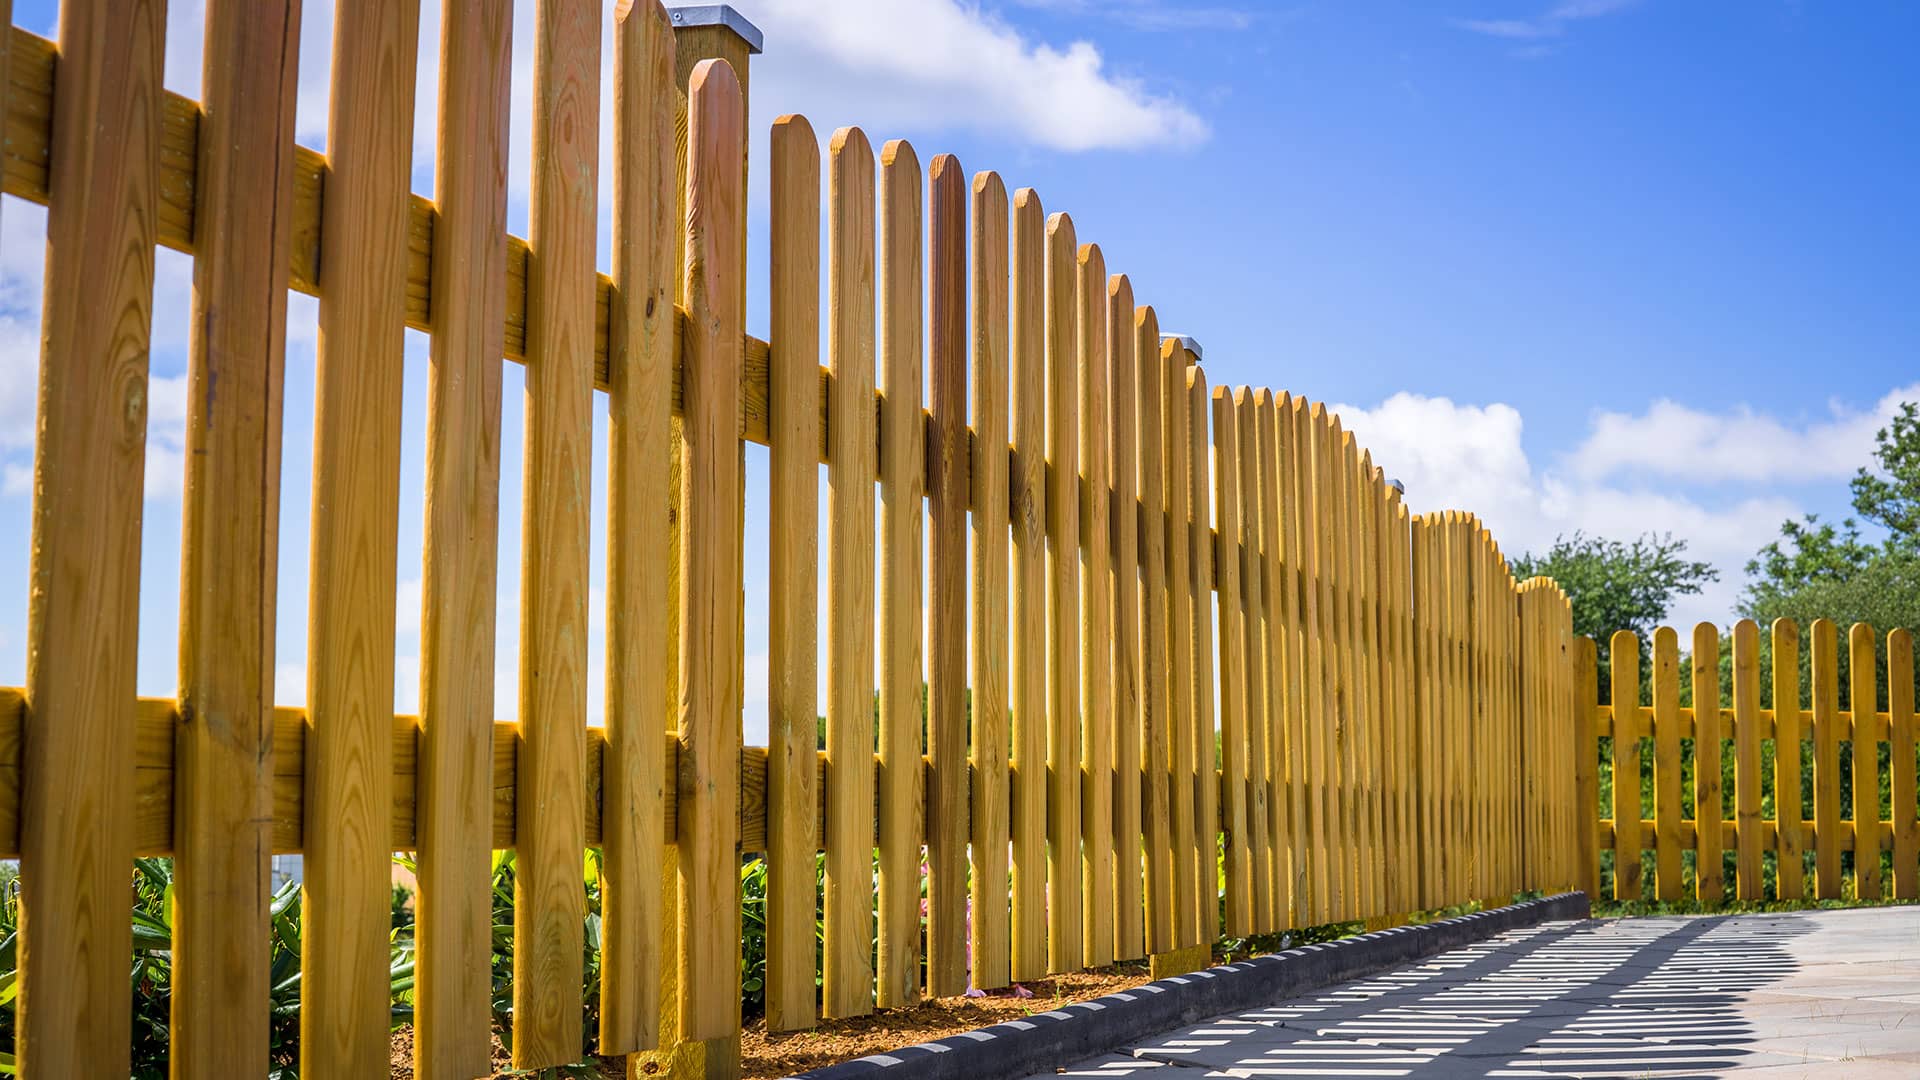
[1581,620,1919,906]
[1,5,1589,1078]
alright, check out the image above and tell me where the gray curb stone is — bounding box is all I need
[786,892,1591,1080]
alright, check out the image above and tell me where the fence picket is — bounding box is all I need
[1574,635,1599,900]
[1235,389,1272,933]
[970,168,1013,990]
[1212,386,1251,938]
[1109,275,1145,959]
[1298,401,1332,925]
[1009,188,1050,981]
[1652,628,1682,901]
[675,57,745,1044]
[1166,343,1199,949]
[1733,620,1763,900]
[1774,619,1806,900]
[1610,630,1642,900]
[1079,244,1117,967]
[822,125,877,1021]
[1188,367,1219,944]
[1138,308,1173,957]
[172,0,299,1073]
[765,112,822,1033]
[303,0,419,1071]
[877,138,926,1009]
[1812,619,1843,900]
[1256,391,1292,928]
[1850,623,1882,900]
[1278,395,1311,925]
[20,0,163,1071]
[1046,211,1084,974]
[1892,629,1918,899]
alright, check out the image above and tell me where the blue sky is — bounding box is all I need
[1,0,1915,740]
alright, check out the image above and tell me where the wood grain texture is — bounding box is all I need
[765,111,820,1033]
[1891,629,1917,899]
[19,0,162,1073]
[1850,623,1882,900]
[1233,389,1271,933]
[1609,631,1642,901]
[1732,620,1763,900]
[170,0,299,1073]
[822,125,877,1020]
[1164,343,1198,950]
[969,169,1012,991]
[416,2,512,1074]
[1187,366,1217,945]
[1692,623,1724,902]
[302,1,420,1073]
[514,0,601,1063]
[1279,396,1314,923]
[1325,420,1356,919]
[926,153,970,997]
[676,57,745,1043]
[1212,386,1251,939]
[1076,243,1116,968]
[1008,189,1049,982]
[1107,275,1144,959]
[1137,309,1172,956]
[1045,211,1082,974]
[876,138,925,1009]
[1773,619,1806,900]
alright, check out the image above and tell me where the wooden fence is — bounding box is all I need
[0,3,1583,1076]
[1580,621,1919,906]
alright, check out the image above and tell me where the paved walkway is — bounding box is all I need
[1032,906,1920,1078]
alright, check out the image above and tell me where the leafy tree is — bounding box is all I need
[1510,531,1718,678]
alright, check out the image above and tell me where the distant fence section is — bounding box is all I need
[0,3,1585,1078]
[1583,621,1919,906]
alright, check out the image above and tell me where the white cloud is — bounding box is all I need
[143,373,190,501]
[1013,0,1258,32]
[1454,0,1640,42]
[1569,383,1920,484]
[2,463,29,497]
[735,0,1208,153]
[1332,390,1806,630]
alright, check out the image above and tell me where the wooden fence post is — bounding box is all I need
[1009,189,1050,982]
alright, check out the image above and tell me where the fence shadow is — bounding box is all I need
[1107,913,1814,1078]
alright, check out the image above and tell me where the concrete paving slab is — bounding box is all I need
[1025,907,1920,1079]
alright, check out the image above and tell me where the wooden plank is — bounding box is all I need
[169,0,299,1073]
[415,0,513,1071]
[675,57,745,1043]
[18,0,162,1072]
[1138,308,1173,956]
[1330,426,1360,918]
[1254,391,1290,928]
[1302,405,1336,922]
[1045,212,1084,973]
[1891,629,1917,900]
[765,112,822,1033]
[513,0,600,1062]
[1732,620,1763,900]
[1380,480,1405,912]
[1574,635,1599,900]
[1276,395,1310,925]
[927,152,969,997]
[822,125,878,1020]
[1008,189,1049,981]
[1165,343,1198,949]
[970,168,1012,990]
[1811,619,1842,900]
[1353,453,1381,916]
[1609,631,1642,900]
[1235,390,1272,933]
[1651,627,1682,901]
[302,1,420,1072]
[1187,366,1217,945]
[1850,623,1882,900]
[876,138,925,1009]
[1108,275,1145,959]
[1212,385,1252,939]
[1692,624,1724,902]
[1078,243,1116,967]
[1774,619,1806,900]
[1410,516,1433,909]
